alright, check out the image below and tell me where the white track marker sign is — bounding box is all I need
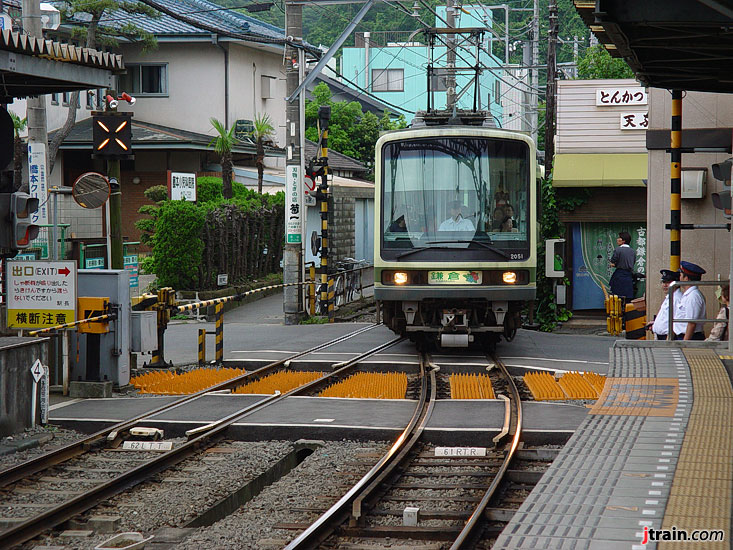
[30,359,48,427]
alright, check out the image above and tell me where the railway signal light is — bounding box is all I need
[11,192,40,248]
[92,113,133,158]
[712,159,733,219]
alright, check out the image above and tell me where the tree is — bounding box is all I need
[252,113,275,194]
[304,82,406,179]
[48,1,159,174]
[577,45,635,80]
[9,112,27,190]
[209,118,236,199]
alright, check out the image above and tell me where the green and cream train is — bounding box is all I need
[374,119,537,349]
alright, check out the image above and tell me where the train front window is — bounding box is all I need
[381,136,530,260]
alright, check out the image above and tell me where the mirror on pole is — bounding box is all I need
[72,172,110,209]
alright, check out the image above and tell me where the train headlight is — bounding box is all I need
[394,272,408,285]
[502,271,517,284]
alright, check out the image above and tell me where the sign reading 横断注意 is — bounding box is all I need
[6,260,77,329]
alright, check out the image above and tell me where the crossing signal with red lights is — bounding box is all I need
[92,113,133,158]
[0,192,40,255]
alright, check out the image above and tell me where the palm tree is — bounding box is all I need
[252,113,275,194]
[9,112,27,191]
[209,118,236,199]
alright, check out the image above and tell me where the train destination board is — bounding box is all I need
[590,377,678,417]
[6,260,77,329]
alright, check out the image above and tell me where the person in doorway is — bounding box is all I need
[706,285,729,342]
[673,261,707,340]
[647,269,682,340]
[439,200,474,232]
[609,231,636,301]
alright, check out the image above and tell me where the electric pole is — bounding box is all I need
[283,1,304,324]
[445,0,457,111]
[544,0,557,176]
[531,0,539,145]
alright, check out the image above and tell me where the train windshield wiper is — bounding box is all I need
[395,240,510,260]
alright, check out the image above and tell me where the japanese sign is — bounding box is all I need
[124,254,139,288]
[285,164,302,244]
[6,260,77,329]
[27,142,48,225]
[619,112,649,130]
[572,223,646,309]
[168,171,197,202]
[428,270,482,285]
[85,257,105,269]
[595,87,647,106]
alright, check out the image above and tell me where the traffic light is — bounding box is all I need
[92,112,133,158]
[711,159,733,219]
[0,193,12,251]
[10,192,39,248]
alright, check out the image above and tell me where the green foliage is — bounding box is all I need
[305,82,407,178]
[300,315,330,324]
[144,185,168,203]
[577,45,635,80]
[534,177,593,331]
[209,118,236,199]
[151,201,205,290]
[197,177,223,204]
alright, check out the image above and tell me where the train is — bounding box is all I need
[373,112,538,349]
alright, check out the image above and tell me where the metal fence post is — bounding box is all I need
[215,302,224,363]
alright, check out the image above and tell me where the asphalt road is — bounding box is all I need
[137,291,615,373]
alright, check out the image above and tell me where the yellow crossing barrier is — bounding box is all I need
[523,370,607,401]
[558,371,599,399]
[319,372,408,399]
[449,373,496,399]
[523,371,566,401]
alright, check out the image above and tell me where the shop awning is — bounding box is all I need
[552,153,647,188]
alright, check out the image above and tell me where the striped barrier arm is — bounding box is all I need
[174,281,313,313]
[29,312,118,336]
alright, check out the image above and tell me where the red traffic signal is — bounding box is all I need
[10,192,40,248]
[92,113,133,158]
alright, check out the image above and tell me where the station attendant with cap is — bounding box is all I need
[647,269,683,340]
[673,261,707,340]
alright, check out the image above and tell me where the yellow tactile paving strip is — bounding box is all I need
[589,377,678,417]
[659,349,733,550]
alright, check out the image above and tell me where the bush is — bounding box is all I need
[196,177,223,204]
[151,201,205,289]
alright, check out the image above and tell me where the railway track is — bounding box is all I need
[0,324,399,550]
[282,353,525,549]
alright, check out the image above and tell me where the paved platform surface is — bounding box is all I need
[495,341,733,550]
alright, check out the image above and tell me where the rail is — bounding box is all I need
[667,280,730,340]
[0,326,392,548]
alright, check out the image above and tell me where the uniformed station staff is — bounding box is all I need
[648,269,683,340]
[673,261,707,340]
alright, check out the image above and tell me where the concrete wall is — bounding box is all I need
[0,338,50,436]
[647,87,733,321]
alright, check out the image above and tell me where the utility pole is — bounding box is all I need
[283,1,304,325]
[544,0,557,176]
[22,0,49,215]
[531,0,539,145]
[445,0,457,111]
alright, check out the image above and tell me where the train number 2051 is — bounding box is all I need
[510,253,524,260]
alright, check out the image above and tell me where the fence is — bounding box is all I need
[199,205,285,290]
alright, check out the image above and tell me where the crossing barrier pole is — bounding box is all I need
[198,328,206,366]
[215,302,224,364]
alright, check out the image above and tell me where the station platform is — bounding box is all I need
[495,341,733,550]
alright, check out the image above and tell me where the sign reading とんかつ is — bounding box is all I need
[595,87,647,107]
[6,260,77,329]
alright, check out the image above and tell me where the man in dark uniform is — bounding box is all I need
[647,269,682,340]
[609,231,636,300]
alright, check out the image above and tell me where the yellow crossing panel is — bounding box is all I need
[449,373,496,399]
[319,372,408,399]
[523,371,566,401]
[235,371,322,395]
[131,367,246,395]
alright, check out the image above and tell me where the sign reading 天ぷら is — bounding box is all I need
[6,260,77,329]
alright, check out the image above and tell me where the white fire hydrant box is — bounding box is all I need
[403,506,419,526]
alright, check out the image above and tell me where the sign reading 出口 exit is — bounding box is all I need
[6,260,77,329]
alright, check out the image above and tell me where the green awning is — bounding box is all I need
[552,153,648,188]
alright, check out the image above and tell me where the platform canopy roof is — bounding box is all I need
[575,0,733,93]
